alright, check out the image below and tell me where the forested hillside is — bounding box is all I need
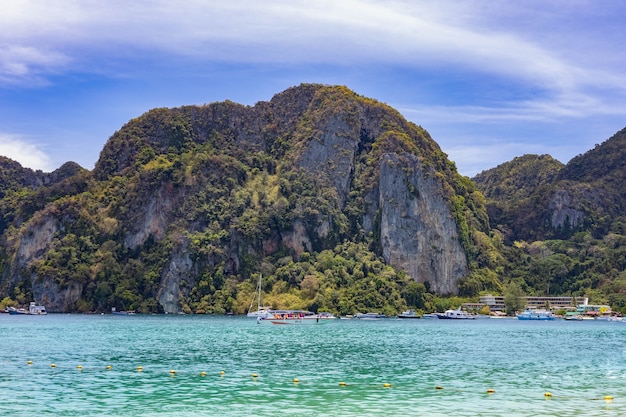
[473,127,626,312]
[0,84,496,314]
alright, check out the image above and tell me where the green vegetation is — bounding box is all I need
[0,86,625,316]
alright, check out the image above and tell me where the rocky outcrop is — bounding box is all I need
[14,214,60,269]
[377,153,466,293]
[549,189,584,229]
[296,110,361,207]
[32,277,82,312]
[157,243,196,314]
[281,220,313,256]
[124,184,178,249]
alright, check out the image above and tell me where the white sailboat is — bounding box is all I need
[246,274,273,318]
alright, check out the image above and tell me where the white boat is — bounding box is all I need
[258,310,334,325]
[355,312,385,320]
[7,302,47,315]
[247,306,274,319]
[28,302,47,315]
[436,308,476,320]
[398,309,421,319]
[247,274,274,318]
[7,306,28,315]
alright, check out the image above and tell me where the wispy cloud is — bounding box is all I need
[0,134,53,171]
[401,90,626,125]
[3,1,623,92]
[1,1,624,174]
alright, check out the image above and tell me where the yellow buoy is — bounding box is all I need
[435,386,444,390]
[200,371,207,376]
[252,373,258,378]
[486,389,495,394]
[293,378,299,383]
[137,366,143,371]
[170,370,176,374]
[544,392,553,398]
[220,371,225,375]
[50,364,56,368]
[27,361,33,365]
[383,383,392,388]
[106,365,112,370]
[77,365,83,369]
[339,381,347,386]
[604,395,613,401]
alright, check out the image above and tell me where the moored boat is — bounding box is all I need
[7,306,28,315]
[355,312,385,320]
[437,308,476,320]
[398,309,421,319]
[7,302,47,315]
[516,309,555,320]
[247,274,275,318]
[28,302,47,315]
[258,310,334,325]
[111,307,135,315]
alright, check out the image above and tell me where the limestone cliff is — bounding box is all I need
[377,153,466,294]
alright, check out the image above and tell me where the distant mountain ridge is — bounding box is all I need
[473,127,626,242]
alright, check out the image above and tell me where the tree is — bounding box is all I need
[503,281,525,316]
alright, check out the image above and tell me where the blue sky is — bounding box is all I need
[1,1,625,177]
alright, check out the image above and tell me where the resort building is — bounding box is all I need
[478,295,588,312]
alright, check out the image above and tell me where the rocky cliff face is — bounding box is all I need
[378,153,466,293]
[549,189,584,230]
[292,88,468,293]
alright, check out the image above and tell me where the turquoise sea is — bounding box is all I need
[1,314,625,417]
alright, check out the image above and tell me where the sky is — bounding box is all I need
[1,1,625,177]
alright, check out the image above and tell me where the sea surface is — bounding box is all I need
[1,314,625,417]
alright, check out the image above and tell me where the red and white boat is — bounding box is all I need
[258,310,335,325]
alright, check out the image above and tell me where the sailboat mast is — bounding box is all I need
[257,274,262,311]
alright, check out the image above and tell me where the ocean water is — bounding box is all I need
[1,314,625,417]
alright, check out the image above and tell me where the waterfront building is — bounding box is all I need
[478,295,588,312]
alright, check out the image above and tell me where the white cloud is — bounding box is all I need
[0,134,53,171]
[2,0,624,96]
[1,0,624,177]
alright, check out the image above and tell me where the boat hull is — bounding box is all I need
[517,316,555,320]
[265,317,328,325]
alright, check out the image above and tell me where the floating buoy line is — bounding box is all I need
[13,361,620,400]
